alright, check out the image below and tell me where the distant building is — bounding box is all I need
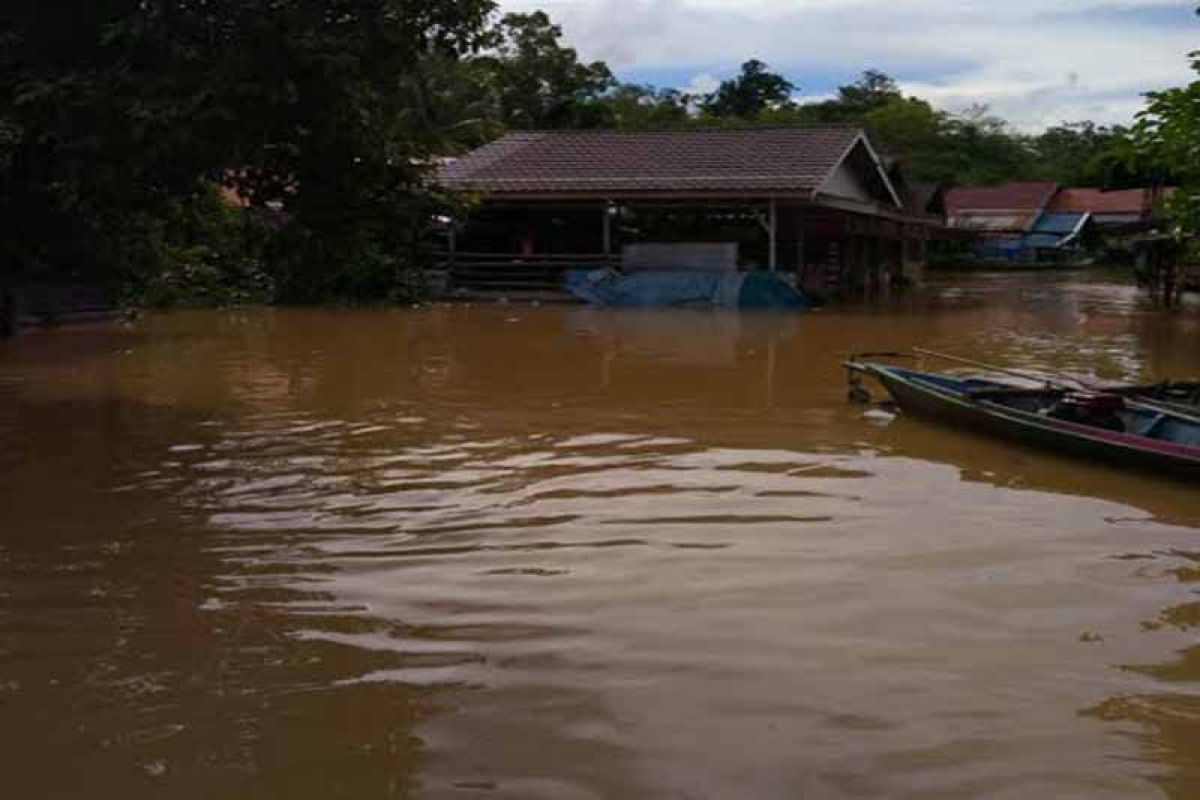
[945,182,1172,263]
[1046,187,1170,230]
[944,182,1060,261]
[436,126,940,299]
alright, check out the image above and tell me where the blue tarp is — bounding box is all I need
[975,238,1025,260]
[563,268,810,310]
[1022,233,1067,249]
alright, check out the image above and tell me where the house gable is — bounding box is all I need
[815,136,903,210]
[821,159,876,204]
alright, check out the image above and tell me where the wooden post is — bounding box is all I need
[797,220,805,277]
[602,202,612,264]
[0,287,15,339]
[765,339,777,408]
[768,197,778,272]
[447,222,457,270]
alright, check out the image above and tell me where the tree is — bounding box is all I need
[798,69,903,123]
[604,84,691,129]
[835,69,903,116]
[701,60,796,118]
[1127,47,1200,234]
[862,96,941,164]
[188,0,496,299]
[476,11,615,130]
[929,108,1038,185]
[1031,122,1125,185]
[1,1,223,287]
[0,0,498,301]
[396,53,507,153]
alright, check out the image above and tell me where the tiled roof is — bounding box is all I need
[1047,187,1164,215]
[219,184,252,208]
[944,182,1059,214]
[437,127,865,197]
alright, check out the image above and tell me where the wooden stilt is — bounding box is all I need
[768,198,777,272]
[602,203,613,265]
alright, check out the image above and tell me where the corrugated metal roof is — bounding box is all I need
[437,127,865,197]
[948,212,1037,232]
[1047,187,1166,214]
[944,182,1059,214]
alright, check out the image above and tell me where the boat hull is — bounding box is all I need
[862,365,1200,477]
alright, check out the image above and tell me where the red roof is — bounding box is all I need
[219,184,252,208]
[1047,187,1165,215]
[438,127,865,198]
[944,182,1059,214]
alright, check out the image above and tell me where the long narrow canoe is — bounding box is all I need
[846,362,1200,477]
[1116,382,1200,417]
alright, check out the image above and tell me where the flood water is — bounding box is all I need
[3,270,1200,798]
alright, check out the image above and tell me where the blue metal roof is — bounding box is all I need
[1032,212,1086,234]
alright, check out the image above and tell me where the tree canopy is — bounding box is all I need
[700,60,797,118]
[1126,47,1200,234]
[1,0,496,300]
[470,11,616,130]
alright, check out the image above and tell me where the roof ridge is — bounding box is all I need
[437,124,883,200]
[492,124,864,137]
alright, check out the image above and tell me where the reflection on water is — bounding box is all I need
[2,271,1200,798]
[1083,550,1200,799]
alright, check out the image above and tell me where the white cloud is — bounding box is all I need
[681,73,720,97]
[499,0,1198,130]
[793,92,837,105]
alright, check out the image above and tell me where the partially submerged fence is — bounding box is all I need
[437,252,618,294]
[5,284,116,333]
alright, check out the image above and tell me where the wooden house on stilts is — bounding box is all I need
[435,126,938,300]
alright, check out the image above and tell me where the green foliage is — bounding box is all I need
[862,97,941,162]
[700,60,796,119]
[1030,122,1127,184]
[1,0,496,304]
[130,184,274,308]
[604,84,691,129]
[912,108,1037,185]
[475,11,616,129]
[836,70,903,116]
[398,54,507,152]
[1127,48,1200,234]
[800,69,902,123]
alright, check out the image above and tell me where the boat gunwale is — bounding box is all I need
[854,362,1200,464]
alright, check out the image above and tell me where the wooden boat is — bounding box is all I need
[903,347,1200,416]
[1111,381,1200,417]
[845,361,1200,476]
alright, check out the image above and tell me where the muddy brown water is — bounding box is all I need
[3,270,1200,799]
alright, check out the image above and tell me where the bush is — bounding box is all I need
[121,183,275,308]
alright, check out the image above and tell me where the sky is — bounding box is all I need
[502,0,1198,131]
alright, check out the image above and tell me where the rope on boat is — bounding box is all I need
[912,348,1067,388]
